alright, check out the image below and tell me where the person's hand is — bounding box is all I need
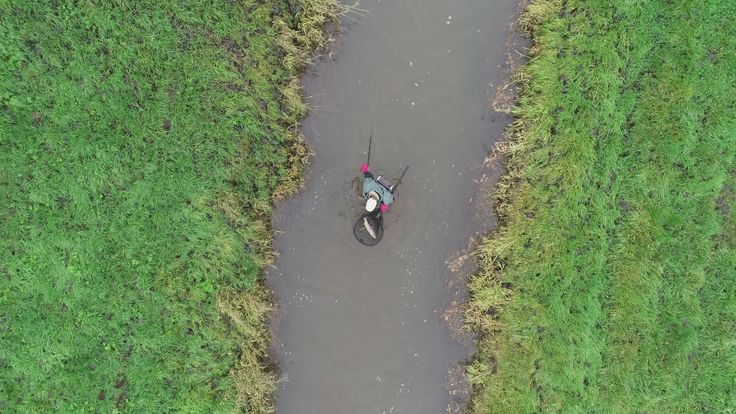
[361,163,369,173]
[380,204,389,213]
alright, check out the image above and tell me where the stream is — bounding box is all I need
[268,0,518,412]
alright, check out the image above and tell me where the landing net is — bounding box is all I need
[353,213,383,246]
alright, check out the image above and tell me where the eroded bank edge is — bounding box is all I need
[439,1,532,412]
[451,1,533,413]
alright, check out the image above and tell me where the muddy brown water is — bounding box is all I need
[268,0,519,412]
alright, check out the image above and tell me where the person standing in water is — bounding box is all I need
[361,162,393,215]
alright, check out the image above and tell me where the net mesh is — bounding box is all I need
[353,212,383,246]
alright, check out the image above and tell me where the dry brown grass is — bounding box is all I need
[273,0,340,201]
[219,288,276,413]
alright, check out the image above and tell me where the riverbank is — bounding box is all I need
[0,1,335,412]
[466,0,736,412]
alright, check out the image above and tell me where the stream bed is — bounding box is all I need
[268,0,518,412]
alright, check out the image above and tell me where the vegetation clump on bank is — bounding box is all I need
[466,0,736,412]
[0,0,335,412]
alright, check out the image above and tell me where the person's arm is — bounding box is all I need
[361,163,374,179]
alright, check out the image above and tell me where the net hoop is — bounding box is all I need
[353,213,383,246]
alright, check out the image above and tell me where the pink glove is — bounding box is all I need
[380,204,389,214]
[361,163,369,173]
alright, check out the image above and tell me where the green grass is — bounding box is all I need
[0,0,335,412]
[466,1,736,412]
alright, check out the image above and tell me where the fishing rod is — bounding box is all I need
[390,166,409,193]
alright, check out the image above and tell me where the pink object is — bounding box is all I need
[380,204,389,213]
[361,163,369,173]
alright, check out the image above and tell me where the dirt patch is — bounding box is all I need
[491,3,532,115]
[715,184,733,218]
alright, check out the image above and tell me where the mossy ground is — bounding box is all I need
[0,0,335,412]
[467,1,736,412]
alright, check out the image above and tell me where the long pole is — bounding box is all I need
[367,127,373,165]
[391,166,409,192]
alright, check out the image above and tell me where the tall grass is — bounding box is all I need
[466,1,736,412]
[0,0,336,412]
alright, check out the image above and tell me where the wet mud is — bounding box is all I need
[268,0,520,412]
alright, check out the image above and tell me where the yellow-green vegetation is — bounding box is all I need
[467,1,736,412]
[0,0,335,412]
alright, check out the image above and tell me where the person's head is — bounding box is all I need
[365,191,380,212]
